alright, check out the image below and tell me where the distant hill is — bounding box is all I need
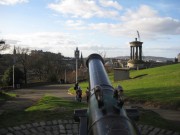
[114,56,174,62]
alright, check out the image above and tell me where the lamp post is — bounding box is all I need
[74,47,79,83]
[64,69,66,84]
[13,45,16,89]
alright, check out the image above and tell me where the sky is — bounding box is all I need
[0,0,180,58]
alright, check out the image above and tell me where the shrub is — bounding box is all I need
[1,67,24,86]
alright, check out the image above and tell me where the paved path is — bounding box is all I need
[0,119,179,135]
[0,84,74,113]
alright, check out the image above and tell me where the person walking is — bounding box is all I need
[86,87,90,103]
[76,86,82,102]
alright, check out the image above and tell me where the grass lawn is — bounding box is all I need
[0,92,17,104]
[70,63,180,109]
[115,63,180,109]
[0,95,87,128]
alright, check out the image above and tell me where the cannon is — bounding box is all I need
[74,54,141,135]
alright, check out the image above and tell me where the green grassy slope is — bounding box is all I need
[73,63,180,109]
[112,63,180,109]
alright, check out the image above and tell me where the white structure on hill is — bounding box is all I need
[178,53,180,63]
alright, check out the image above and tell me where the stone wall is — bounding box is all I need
[114,68,130,81]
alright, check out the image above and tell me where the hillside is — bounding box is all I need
[112,63,180,109]
[114,56,174,62]
[71,63,180,109]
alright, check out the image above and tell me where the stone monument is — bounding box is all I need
[127,38,144,69]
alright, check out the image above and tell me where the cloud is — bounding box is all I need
[4,32,78,55]
[0,0,28,5]
[120,5,180,36]
[3,31,130,57]
[76,43,130,57]
[66,20,87,30]
[80,44,126,51]
[3,31,179,58]
[64,5,180,39]
[48,0,120,19]
[99,0,122,10]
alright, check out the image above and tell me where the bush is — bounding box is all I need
[47,73,58,82]
[1,67,24,86]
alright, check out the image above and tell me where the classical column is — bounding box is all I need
[130,46,132,59]
[136,46,138,60]
[139,46,142,60]
[132,47,135,60]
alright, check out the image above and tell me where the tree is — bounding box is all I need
[15,46,30,85]
[29,50,44,81]
[28,50,64,82]
[0,40,9,52]
[98,51,106,59]
[1,67,24,86]
[43,51,64,82]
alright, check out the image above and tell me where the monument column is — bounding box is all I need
[130,46,132,59]
[139,46,142,60]
[132,47,135,60]
[136,46,138,60]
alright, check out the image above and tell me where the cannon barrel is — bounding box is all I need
[86,53,140,135]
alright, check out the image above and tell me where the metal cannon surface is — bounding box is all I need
[74,53,140,135]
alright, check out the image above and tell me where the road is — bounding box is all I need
[0,84,74,113]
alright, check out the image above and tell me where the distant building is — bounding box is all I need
[175,57,178,63]
[80,52,85,68]
[178,53,180,63]
[105,59,114,68]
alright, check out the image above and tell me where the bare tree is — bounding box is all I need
[16,46,30,85]
[98,51,106,59]
[0,40,10,52]
[29,50,44,81]
[29,50,64,82]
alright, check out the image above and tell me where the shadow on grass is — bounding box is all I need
[0,92,17,107]
[0,96,87,128]
[25,84,72,91]
[0,109,74,128]
[132,74,148,79]
[138,109,180,132]
[125,86,180,110]
[0,92,16,100]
